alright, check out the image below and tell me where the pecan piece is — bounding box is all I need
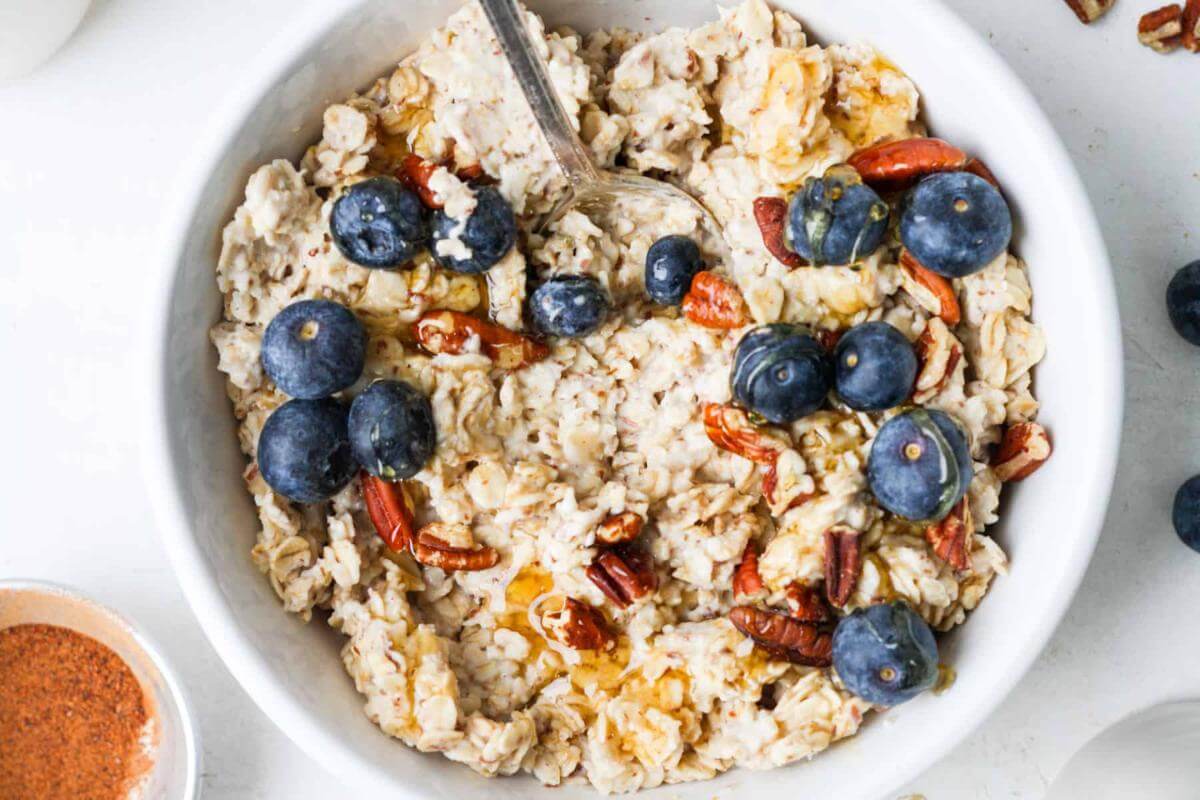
[414,310,549,368]
[752,197,806,268]
[814,328,843,352]
[542,597,615,651]
[596,511,643,545]
[1063,0,1116,23]
[784,582,833,624]
[1183,0,1200,50]
[586,544,657,609]
[847,137,969,192]
[702,402,787,465]
[993,422,1052,482]
[913,318,963,403]
[360,471,416,552]
[925,498,973,572]
[682,271,751,329]
[400,154,441,208]
[729,606,833,667]
[900,250,961,327]
[823,525,862,608]
[732,543,765,600]
[1139,4,1184,52]
[964,157,1001,191]
[762,452,815,515]
[412,523,500,572]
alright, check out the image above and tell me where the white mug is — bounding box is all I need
[0,0,92,80]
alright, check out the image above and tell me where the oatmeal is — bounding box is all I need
[211,0,1047,793]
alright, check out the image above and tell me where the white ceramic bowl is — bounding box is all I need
[144,1,1123,797]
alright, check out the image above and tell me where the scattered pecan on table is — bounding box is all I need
[1062,0,1117,24]
[1138,4,1185,52]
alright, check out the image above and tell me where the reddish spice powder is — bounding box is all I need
[0,624,150,800]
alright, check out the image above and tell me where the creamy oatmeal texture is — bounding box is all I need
[211,0,1045,792]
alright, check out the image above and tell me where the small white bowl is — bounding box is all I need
[144,1,1123,797]
[0,581,200,800]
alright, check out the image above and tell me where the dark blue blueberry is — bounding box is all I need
[832,601,939,707]
[731,324,832,424]
[331,177,429,268]
[257,398,355,503]
[348,380,436,481]
[645,235,702,305]
[834,322,918,411]
[529,276,609,338]
[261,299,366,399]
[1173,475,1200,553]
[786,165,889,266]
[867,408,971,521]
[431,186,518,274]
[899,171,1012,278]
[1166,260,1200,346]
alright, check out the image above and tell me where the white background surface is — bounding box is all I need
[1,1,1197,797]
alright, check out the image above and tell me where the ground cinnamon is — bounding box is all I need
[0,624,151,800]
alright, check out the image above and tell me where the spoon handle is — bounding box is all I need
[479,0,602,189]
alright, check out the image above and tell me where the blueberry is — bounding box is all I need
[261,299,366,399]
[832,601,939,707]
[786,165,889,267]
[257,398,356,503]
[529,276,609,338]
[867,408,971,521]
[1166,260,1200,346]
[330,177,429,268]
[900,171,1012,278]
[348,380,436,480]
[431,186,518,274]
[1173,475,1200,553]
[731,324,833,424]
[645,235,702,305]
[834,322,918,411]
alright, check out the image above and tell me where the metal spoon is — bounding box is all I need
[478,0,724,241]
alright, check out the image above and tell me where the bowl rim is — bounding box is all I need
[0,578,202,800]
[141,0,1123,796]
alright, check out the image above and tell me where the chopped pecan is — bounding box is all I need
[1183,0,1200,50]
[784,582,834,624]
[400,154,441,208]
[682,271,752,329]
[823,525,862,607]
[414,310,549,368]
[596,511,644,545]
[752,197,806,268]
[762,452,815,515]
[900,250,961,327]
[729,606,833,667]
[586,543,657,609]
[925,498,973,572]
[360,472,416,552]
[702,402,787,465]
[1063,0,1116,23]
[913,318,963,403]
[412,523,500,572]
[542,597,615,651]
[1139,4,1184,52]
[847,137,969,192]
[732,543,765,600]
[814,328,843,352]
[993,422,1052,482]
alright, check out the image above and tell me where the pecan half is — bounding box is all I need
[993,422,1052,482]
[913,318,963,403]
[682,271,751,329]
[1063,0,1116,23]
[361,472,416,552]
[702,402,787,465]
[847,137,969,192]
[542,597,615,651]
[412,524,500,572]
[414,310,549,368]
[596,511,643,545]
[732,543,765,600]
[900,250,960,327]
[762,452,815,515]
[1183,0,1200,50]
[925,498,973,572]
[1139,4,1184,52]
[752,197,806,268]
[784,582,834,624]
[729,606,833,667]
[823,525,862,607]
[586,543,657,609]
